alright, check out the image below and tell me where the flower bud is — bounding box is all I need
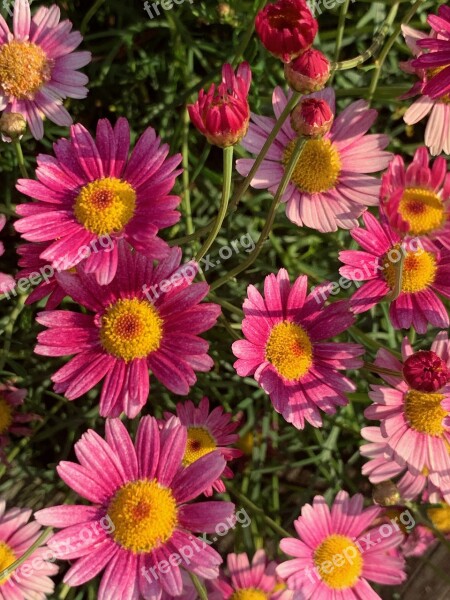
[403,350,450,392]
[373,481,401,507]
[0,112,27,142]
[284,48,331,93]
[290,98,334,138]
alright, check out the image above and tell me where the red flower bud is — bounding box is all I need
[403,350,450,392]
[290,97,334,138]
[284,48,331,93]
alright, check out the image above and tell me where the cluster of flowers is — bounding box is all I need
[1,0,450,599]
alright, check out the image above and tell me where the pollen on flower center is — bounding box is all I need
[398,188,445,235]
[265,321,313,381]
[0,40,51,100]
[230,590,268,600]
[0,541,16,585]
[0,397,12,435]
[314,535,363,590]
[100,298,163,362]
[74,177,137,235]
[183,427,217,467]
[427,503,450,533]
[384,247,437,293]
[107,479,178,553]
[404,389,446,436]
[283,138,341,194]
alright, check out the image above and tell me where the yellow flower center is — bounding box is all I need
[428,67,450,104]
[265,321,313,381]
[182,427,217,467]
[100,298,163,362]
[0,40,51,100]
[427,503,450,533]
[107,479,178,553]
[230,591,268,600]
[74,177,137,235]
[384,247,437,293]
[404,390,446,436]
[398,188,445,235]
[0,542,16,585]
[283,138,341,194]
[314,535,363,590]
[0,397,12,435]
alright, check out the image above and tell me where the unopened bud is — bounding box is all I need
[290,98,334,138]
[373,481,401,507]
[284,48,330,93]
[0,112,27,142]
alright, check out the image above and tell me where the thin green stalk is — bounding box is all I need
[334,0,351,65]
[363,362,402,377]
[12,140,28,178]
[189,572,208,600]
[195,146,233,262]
[231,0,267,66]
[80,0,105,34]
[210,136,307,292]
[0,294,26,373]
[182,107,195,237]
[0,527,52,581]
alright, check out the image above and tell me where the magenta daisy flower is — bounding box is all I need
[0,499,58,599]
[236,87,392,232]
[381,147,450,249]
[364,333,450,479]
[338,212,450,333]
[35,242,220,418]
[0,0,91,139]
[35,417,235,599]
[232,269,364,430]
[167,397,242,496]
[0,215,15,296]
[0,382,39,462]
[276,491,406,599]
[210,549,292,599]
[15,117,182,285]
[401,24,450,155]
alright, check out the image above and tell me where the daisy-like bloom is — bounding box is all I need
[0,215,15,295]
[167,397,242,496]
[232,269,364,430]
[188,62,251,148]
[276,491,406,599]
[338,212,450,333]
[35,242,220,418]
[236,88,392,233]
[0,499,58,599]
[381,147,450,249]
[255,0,318,63]
[0,0,91,139]
[401,24,450,155]
[0,382,39,462]
[15,117,182,285]
[209,550,292,599]
[35,417,235,599]
[364,333,450,482]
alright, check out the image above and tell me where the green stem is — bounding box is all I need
[0,294,26,373]
[189,572,208,600]
[231,0,266,66]
[334,0,351,65]
[12,140,28,178]
[182,107,195,237]
[80,0,105,34]
[363,362,402,377]
[0,527,52,581]
[210,136,307,292]
[195,146,233,262]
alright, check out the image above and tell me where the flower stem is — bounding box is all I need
[12,140,28,179]
[182,107,195,237]
[0,527,52,581]
[189,572,208,600]
[195,146,233,262]
[210,136,306,291]
[363,362,402,377]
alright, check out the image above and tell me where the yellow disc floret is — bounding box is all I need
[0,542,16,585]
[283,138,341,194]
[427,503,450,533]
[384,248,437,293]
[100,298,163,362]
[230,590,268,600]
[108,479,178,553]
[314,535,363,590]
[0,397,12,435]
[398,188,445,236]
[265,321,313,381]
[0,40,51,100]
[404,390,446,436]
[183,427,217,467]
[74,177,136,235]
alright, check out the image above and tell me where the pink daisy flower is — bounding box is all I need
[0,499,58,599]
[381,147,450,249]
[364,333,450,480]
[0,215,15,295]
[401,24,450,155]
[236,87,392,232]
[0,382,39,462]
[35,416,235,599]
[209,549,292,599]
[15,117,182,285]
[276,491,406,599]
[232,269,364,430]
[166,397,242,496]
[35,242,220,418]
[338,211,450,333]
[360,426,450,504]
[0,0,91,139]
